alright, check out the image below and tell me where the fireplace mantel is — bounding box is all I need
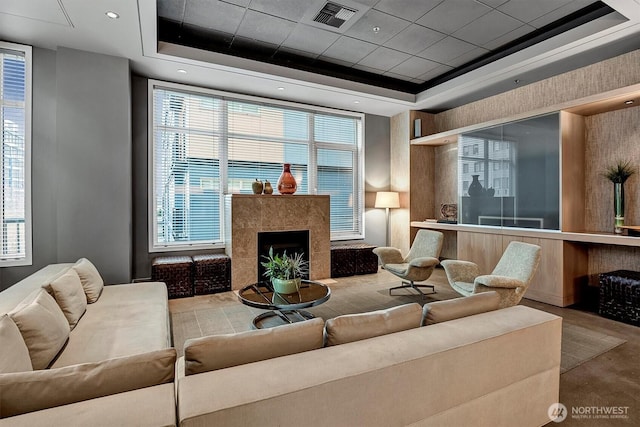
[224,195,331,289]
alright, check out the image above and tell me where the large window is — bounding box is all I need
[150,81,363,251]
[0,43,31,266]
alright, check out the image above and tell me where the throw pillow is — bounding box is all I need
[0,315,33,373]
[0,348,176,418]
[72,258,104,303]
[9,289,71,370]
[422,291,500,326]
[324,303,422,346]
[49,268,87,329]
[184,317,324,375]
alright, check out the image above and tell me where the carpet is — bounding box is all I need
[169,272,626,371]
[560,323,626,373]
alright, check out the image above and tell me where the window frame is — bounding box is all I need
[0,42,32,267]
[148,80,365,252]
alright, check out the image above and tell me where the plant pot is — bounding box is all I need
[272,277,301,294]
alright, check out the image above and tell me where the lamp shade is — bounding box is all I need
[375,191,400,209]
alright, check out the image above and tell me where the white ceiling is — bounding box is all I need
[0,0,639,116]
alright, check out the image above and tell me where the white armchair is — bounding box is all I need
[373,230,443,299]
[441,241,541,308]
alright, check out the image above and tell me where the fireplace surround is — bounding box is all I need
[224,195,330,289]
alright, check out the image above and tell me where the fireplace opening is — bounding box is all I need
[257,230,310,282]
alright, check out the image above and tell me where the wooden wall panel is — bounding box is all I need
[457,231,502,275]
[561,111,586,232]
[433,49,640,132]
[390,111,410,254]
[434,143,458,220]
[563,242,589,305]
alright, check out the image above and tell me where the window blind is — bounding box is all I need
[0,45,30,265]
[150,82,364,251]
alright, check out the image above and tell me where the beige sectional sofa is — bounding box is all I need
[0,262,176,427]
[176,293,562,427]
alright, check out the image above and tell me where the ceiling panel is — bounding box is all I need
[157,0,185,22]
[453,10,524,45]
[389,56,441,79]
[417,37,477,64]
[344,9,411,44]
[320,36,378,64]
[498,0,574,23]
[373,0,442,22]
[445,47,490,67]
[282,24,341,55]
[530,0,597,28]
[248,0,310,22]
[383,24,446,55]
[483,24,535,50]
[184,0,244,34]
[235,10,296,45]
[1,0,71,26]
[357,46,412,71]
[417,0,492,34]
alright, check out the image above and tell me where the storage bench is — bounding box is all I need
[192,254,231,295]
[152,256,194,298]
[599,270,640,326]
[330,243,378,278]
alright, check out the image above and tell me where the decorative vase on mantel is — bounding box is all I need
[277,163,297,195]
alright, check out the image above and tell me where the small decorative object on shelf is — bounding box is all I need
[263,180,273,195]
[260,247,308,294]
[603,160,636,234]
[277,163,297,194]
[439,203,458,222]
[252,179,263,194]
[468,174,483,197]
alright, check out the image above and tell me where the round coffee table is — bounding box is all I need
[237,280,331,328]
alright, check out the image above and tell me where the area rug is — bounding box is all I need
[560,323,626,374]
[170,272,627,370]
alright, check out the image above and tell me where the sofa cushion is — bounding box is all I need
[0,348,176,418]
[9,289,70,370]
[72,258,104,303]
[49,268,87,329]
[184,318,324,375]
[422,291,500,326]
[324,303,422,346]
[0,315,33,373]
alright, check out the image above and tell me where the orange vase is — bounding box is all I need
[277,163,297,194]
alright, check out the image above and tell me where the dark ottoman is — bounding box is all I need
[152,256,193,299]
[331,243,378,277]
[599,270,640,326]
[192,254,231,295]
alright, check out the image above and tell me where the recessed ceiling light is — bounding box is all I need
[372,26,380,33]
[353,100,360,104]
[624,100,634,105]
[177,69,187,74]
[105,11,119,19]
[514,79,521,84]
[277,87,285,91]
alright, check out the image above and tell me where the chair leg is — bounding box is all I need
[389,281,436,300]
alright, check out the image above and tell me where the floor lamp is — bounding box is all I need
[375,191,400,246]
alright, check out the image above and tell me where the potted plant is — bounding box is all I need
[603,160,636,233]
[260,247,309,294]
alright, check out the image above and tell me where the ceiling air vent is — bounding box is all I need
[313,2,358,28]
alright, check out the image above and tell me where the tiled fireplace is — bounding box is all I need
[224,194,330,290]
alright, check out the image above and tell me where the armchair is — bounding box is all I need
[373,230,443,299]
[441,241,541,308]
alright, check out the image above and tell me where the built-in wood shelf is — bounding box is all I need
[412,221,640,247]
